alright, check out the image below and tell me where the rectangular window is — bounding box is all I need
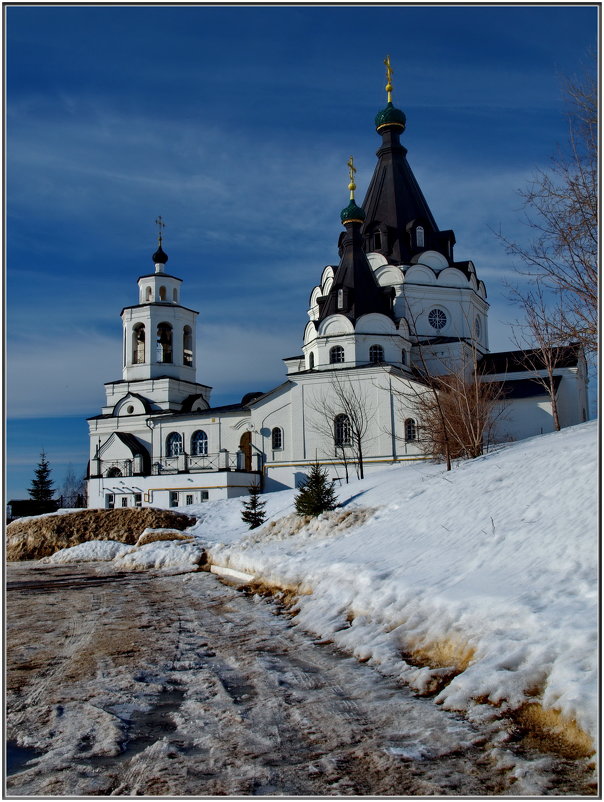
[121,497,128,507]
[186,494,193,505]
[106,494,115,509]
[170,491,179,507]
[134,493,142,507]
[200,491,209,501]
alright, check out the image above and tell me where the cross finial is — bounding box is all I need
[347,155,357,200]
[155,215,166,245]
[384,55,393,103]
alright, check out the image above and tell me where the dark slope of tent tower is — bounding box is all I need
[317,198,394,324]
[360,94,456,266]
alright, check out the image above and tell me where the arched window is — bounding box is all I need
[416,226,425,248]
[166,432,183,457]
[474,317,481,339]
[157,323,173,363]
[271,427,283,450]
[132,323,145,364]
[173,288,178,303]
[334,413,351,447]
[401,350,407,365]
[106,467,122,478]
[330,345,345,364]
[183,326,193,367]
[146,287,153,301]
[405,418,417,442]
[374,231,382,250]
[369,344,384,364]
[428,308,447,330]
[191,430,208,456]
[159,286,167,301]
[309,352,315,369]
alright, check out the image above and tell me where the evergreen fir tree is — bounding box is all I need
[241,483,267,529]
[294,462,338,517]
[28,450,55,502]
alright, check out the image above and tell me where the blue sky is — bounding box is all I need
[6,4,598,499]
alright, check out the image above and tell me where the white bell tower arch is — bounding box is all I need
[121,221,198,383]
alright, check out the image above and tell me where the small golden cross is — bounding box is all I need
[347,155,357,199]
[384,55,393,101]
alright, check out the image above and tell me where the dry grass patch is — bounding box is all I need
[407,635,476,674]
[135,529,195,546]
[246,507,378,544]
[6,508,197,561]
[512,702,595,759]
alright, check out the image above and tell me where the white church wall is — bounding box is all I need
[87,471,255,510]
[257,368,425,492]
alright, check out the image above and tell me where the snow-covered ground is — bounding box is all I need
[185,421,598,751]
[44,421,598,754]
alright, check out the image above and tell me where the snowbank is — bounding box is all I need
[112,541,204,572]
[190,422,598,753]
[43,540,132,563]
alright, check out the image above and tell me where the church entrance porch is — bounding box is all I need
[239,432,252,472]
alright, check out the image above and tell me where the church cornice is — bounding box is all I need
[121,303,199,316]
[137,273,183,282]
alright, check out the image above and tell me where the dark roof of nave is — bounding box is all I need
[479,345,582,374]
[499,376,563,399]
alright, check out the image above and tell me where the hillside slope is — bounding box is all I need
[190,421,598,754]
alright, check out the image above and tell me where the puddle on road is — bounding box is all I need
[6,742,43,776]
[80,685,186,768]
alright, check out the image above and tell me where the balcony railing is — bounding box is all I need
[91,450,256,479]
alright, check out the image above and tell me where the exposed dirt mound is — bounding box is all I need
[6,508,197,562]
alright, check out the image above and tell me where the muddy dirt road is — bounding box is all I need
[6,562,595,796]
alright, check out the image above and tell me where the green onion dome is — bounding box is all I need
[374,101,406,133]
[340,199,366,225]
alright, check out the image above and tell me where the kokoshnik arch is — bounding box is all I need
[86,60,588,510]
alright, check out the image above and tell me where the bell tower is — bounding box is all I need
[121,218,198,383]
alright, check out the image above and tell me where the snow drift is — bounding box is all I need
[190,421,598,755]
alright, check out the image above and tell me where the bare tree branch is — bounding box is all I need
[496,71,598,352]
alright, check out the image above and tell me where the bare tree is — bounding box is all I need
[509,281,570,431]
[396,289,506,467]
[411,364,506,462]
[497,71,597,353]
[309,372,375,481]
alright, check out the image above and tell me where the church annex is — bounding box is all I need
[86,63,588,510]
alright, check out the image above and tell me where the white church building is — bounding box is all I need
[86,71,588,510]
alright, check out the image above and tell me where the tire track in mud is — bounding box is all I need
[6,562,597,797]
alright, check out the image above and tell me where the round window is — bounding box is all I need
[127,405,135,414]
[428,308,447,330]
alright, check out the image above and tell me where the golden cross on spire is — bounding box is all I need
[347,155,357,200]
[384,54,393,103]
[155,215,166,245]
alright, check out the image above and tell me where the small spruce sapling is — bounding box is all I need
[294,462,338,517]
[241,483,267,529]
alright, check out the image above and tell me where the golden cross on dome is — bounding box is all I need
[384,55,393,102]
[347,155,357,199]
[155,215,166,245]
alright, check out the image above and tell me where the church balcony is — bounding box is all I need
[152,451,240,474]
[90,450,260,479]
